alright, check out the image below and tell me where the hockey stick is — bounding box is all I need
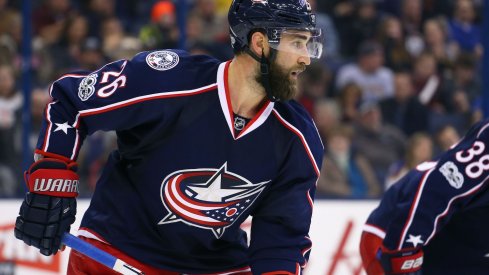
[62,233,144,275]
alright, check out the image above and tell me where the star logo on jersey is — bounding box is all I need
[53,122,72,134]
[406,234,424,247]
[159,163,268,238]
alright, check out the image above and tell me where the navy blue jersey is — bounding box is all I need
[35,50,324,274]
[364,119,489,274]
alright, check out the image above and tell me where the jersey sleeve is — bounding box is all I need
[35,50,217,161]
[248,111,323,274]
[364,119,489,251]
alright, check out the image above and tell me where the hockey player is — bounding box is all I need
[14,0,324,274]
[360,119,489,274]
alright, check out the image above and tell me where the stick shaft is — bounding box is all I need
[62,233,143,275]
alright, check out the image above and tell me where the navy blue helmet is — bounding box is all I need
[228,0,323,58]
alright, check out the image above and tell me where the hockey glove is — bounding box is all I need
[14,158,79,256]
[360,231,423,275]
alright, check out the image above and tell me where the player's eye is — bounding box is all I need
[292,41,305,50]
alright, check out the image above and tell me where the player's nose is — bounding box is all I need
[298,54,311,66]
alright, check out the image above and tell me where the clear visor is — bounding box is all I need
[267,28,323,59]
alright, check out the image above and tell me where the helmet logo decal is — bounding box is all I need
[159,163,269,238]
[297,0,312,11]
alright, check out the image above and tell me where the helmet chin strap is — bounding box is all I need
[244,46,279,102]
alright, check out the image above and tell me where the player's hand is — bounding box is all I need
[360,231,423,275]
[14,158,79,256]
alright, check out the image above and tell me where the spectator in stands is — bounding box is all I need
[316,125,381,199]
[335,0,382,58]
[400,0,425,57]
[189,0,228,44]
[313,99,342,143]
[186,0,233,60]
[379,71,429,136]
[139,1,179,50]
[317,0,354,17]
[78,37,106,71]
[376,15,412,71]
[0,65,22,196]
[441,53,481,113]
[448,0,482,57]
[337,82,363,122]
[336,40,395,103]
[412,52,444,109]
[29,88,50,152]
[420,0,456,19]
[433,124,461,155]
[385,132,433,189]
[82,0,117,38]
[102,17,142,61]
[48,14,89,77]
[32,0,72,45]
[422,17,459,76]
[0,0,19,36]
[400,0,424,36]
[0,10,20,68]
[352,101,406,183]
[297,61,331,115]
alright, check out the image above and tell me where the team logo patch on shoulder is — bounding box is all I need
[146,50,179,71]
[78,73,98,101]
[159,163,269,238]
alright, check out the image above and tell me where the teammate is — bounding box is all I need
[14,0,324,274]
[360,119,489,275]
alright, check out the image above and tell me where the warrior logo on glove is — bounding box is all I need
[159,163,268,238]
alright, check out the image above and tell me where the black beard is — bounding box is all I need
[256,59,303,102]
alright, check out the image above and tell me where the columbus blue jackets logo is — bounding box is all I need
[159,163,268,238]
[146,50,179,71]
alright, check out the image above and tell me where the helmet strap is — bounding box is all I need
[244,46,279,102]
[260,48,279,102]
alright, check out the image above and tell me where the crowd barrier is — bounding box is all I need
[0,200,379,275]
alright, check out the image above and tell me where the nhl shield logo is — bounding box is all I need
[146,50,179,71]
[234,117,246,131]
[159,163,269,238]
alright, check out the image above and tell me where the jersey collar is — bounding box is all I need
[217,61,275,140]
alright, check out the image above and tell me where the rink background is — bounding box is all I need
[0,200,378,275]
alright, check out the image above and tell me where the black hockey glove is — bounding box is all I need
[14,158,79,256]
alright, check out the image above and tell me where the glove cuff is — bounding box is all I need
[380,246,423,274]
[25,159,79,197]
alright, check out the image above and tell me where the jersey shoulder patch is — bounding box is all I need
[129,50,221,94]
[145,50,180,71]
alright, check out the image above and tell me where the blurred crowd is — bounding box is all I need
[0,0,485,199]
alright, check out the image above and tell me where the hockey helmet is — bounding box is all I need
[228,0,323,59]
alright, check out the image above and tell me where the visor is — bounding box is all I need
[267,28,323,59]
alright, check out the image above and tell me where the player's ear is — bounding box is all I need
[249,31,269,56]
